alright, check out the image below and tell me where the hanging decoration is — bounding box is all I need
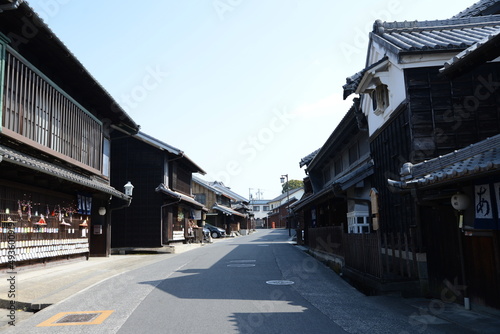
[18,200,22,219]
[177,210,185,222]
[27,202,32,221]
[77,193,92,215]
[60,219,71,226]
[58,205,63,222]
[35,214,47,225]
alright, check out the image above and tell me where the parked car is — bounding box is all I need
[204,223,226,238]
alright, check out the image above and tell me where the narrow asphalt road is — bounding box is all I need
[1,229,479,333]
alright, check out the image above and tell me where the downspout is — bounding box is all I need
[108,195,131,251]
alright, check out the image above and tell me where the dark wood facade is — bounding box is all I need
[0,3,139,266]
[370,104,414,233]
[110,133,205,248]
[375,64,500,308]
[110,138,164,247]
[371,63,500,234]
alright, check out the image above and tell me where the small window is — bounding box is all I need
[371,84,389,116]
[194,194,206,205]
[263,205,270,211]
[253,206,260,211]
[102,137,110,177]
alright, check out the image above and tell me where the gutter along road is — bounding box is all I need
[3,229,493,333]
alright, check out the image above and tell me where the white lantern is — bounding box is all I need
[124,181,134,196]
[451,192,470,211]
[98,207,107,216]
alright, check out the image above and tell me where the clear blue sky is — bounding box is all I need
[28,0,477,199]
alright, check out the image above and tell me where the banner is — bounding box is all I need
[475,184,492,219]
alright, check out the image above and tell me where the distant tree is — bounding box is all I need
[282,179,303,194]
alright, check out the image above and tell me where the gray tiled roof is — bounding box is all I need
[155,183,207,211]
[212,203,246,217]
[270,187,303,202]
[439,27,500,76]
[345,16,500,99]
[388,134,500,189]
[299,149,320,168]
[453,0,500,18]
[371,15,500,54]
[0,144,129,200]
[209,181,248,203]
[343,57,388,100]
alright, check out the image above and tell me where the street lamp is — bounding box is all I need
[280,174,291,236]
[124,181,134,197]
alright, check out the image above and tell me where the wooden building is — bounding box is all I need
[387,20,500,310]
[110,132,206,247]
[0,2,140,267]
[192,176,248,235]
[293,99,375,284]
[342,1,500,308]
[268,187,304,229]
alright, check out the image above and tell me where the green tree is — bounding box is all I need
[282,179,303,194]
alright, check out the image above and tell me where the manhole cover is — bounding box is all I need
[37,310,115,327]
[266,280,295,285]
[56,313,98,323]
[227,264,256,267]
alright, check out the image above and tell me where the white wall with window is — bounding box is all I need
[347,211,370,234]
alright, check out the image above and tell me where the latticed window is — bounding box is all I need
[1,48,103,172]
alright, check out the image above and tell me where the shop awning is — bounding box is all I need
[212,203,246,217]
[155,184,208,211]
[0,144,130,200]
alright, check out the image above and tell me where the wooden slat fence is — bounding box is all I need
[307,227,420,280]
[343,232,383,278]
[380,231,419,279]
[308,226,343,257]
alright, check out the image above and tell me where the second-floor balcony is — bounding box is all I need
[1,47,103,174]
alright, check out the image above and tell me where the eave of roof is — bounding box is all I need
[387,134,500,190]
[453,0,500,18]
[212,203,246,217]
[0,1,140,134]
[299,148,321,168]
[136,132,182,155]
[343,57,389,100]
[370,15,500,58]
[210,182,248,203]
[192,176,223,196]
[306,98,361,172]
[270,187,304,202]
[439,27,500,78]
[135,132,206,175]
[0,144,129,200]
[155,184,207,211]
[292,161,373,212]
